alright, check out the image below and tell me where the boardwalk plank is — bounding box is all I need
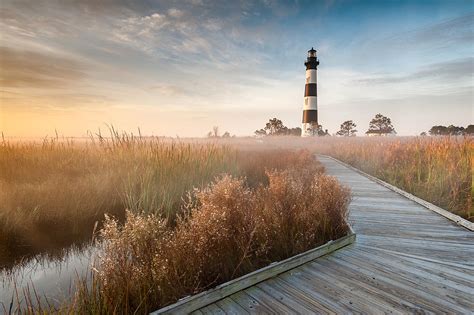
[229,291,276,314]
[214,298,249,315]
[256,278,335,314]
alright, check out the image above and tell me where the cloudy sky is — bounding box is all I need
[1,0,472,137]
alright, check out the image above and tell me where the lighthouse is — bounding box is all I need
[301,47,320,137]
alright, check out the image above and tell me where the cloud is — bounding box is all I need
[385,12,474,50]
[403,12,474,47]
[0,47,87,88]
[357,58,474,85]
[147,83,181,96]
[167,8,184,18]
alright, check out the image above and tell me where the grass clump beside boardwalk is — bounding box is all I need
[1,134,351,313]
[311,136,473,221]
[72,154,350,313]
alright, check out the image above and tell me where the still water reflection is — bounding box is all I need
[0,245,97,309]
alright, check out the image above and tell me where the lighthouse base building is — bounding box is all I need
[301,47,320,137]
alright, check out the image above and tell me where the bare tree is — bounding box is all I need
[212,126,219,137]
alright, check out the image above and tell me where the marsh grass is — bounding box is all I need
[2,138,351,314]
[67,159,349,313]
[212,136,472,220]
[308,136,472,220]
[0,133,238,269]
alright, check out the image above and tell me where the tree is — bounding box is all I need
[420,131,427,136]
[212,126,219,137]
[318,128,330,136]
[207,126,220,138]
[429,125,465,136]
[255,118,302,136]
[465,125,474,135]
[288,127,302,136]
[222,131,231,138]
[336,120,357,137]
[429,125,448,136]
[447,125,464,135]
[306,122,319,136]
[265,118,286,135]
[305,122,329,136]
[254,128,267,136]
[366,113,396,135]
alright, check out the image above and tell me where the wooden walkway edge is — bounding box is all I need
[152,155,474,314]
[319,155,474,231]
[152,227,356,314]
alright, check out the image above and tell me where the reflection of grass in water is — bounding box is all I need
[1,244,98,312]
[0,222,103,275]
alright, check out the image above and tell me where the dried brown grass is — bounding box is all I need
[2,135,351,314]
[0,135,237,269]
[309,136,473,220]
[205,136,472,220]
[72,157,349,313]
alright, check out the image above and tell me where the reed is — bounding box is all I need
[0,133,237,269]
[215,135,472,220]
[68,152,350,313]
[3,144,351,314]
[308,136,473,220]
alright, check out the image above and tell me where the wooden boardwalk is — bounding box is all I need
[164,156,474,314]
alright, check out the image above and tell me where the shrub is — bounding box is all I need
[75,163,350,313]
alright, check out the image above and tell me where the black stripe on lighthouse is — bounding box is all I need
[304,83,317,97]
[305,58,319,70]
[302,110,318,123]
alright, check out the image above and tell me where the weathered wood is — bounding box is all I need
[151,230,355,314]
[256,279,331,314]
[229,291,275,313]
[151,155,474,314]
[214,298,248,315]
[320,155,474,231]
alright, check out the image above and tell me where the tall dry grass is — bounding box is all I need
[309,136,472,220]
[2,140,351,313]
[0,134,237,269]
[69,154,349,313]
[209,135,471,220]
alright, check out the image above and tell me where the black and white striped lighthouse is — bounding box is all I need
[302,47,320,137]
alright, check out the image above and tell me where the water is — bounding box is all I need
[0,245,97,309]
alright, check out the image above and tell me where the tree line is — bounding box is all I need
[255,113,395,137]
[253,113,473,137]
[424,125,474,136]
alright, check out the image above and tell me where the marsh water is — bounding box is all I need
[0,245,97,309]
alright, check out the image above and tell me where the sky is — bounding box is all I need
[0,0,473,137]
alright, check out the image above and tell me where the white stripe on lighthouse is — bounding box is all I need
[303,96,317,110]
[305,69,317,84]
